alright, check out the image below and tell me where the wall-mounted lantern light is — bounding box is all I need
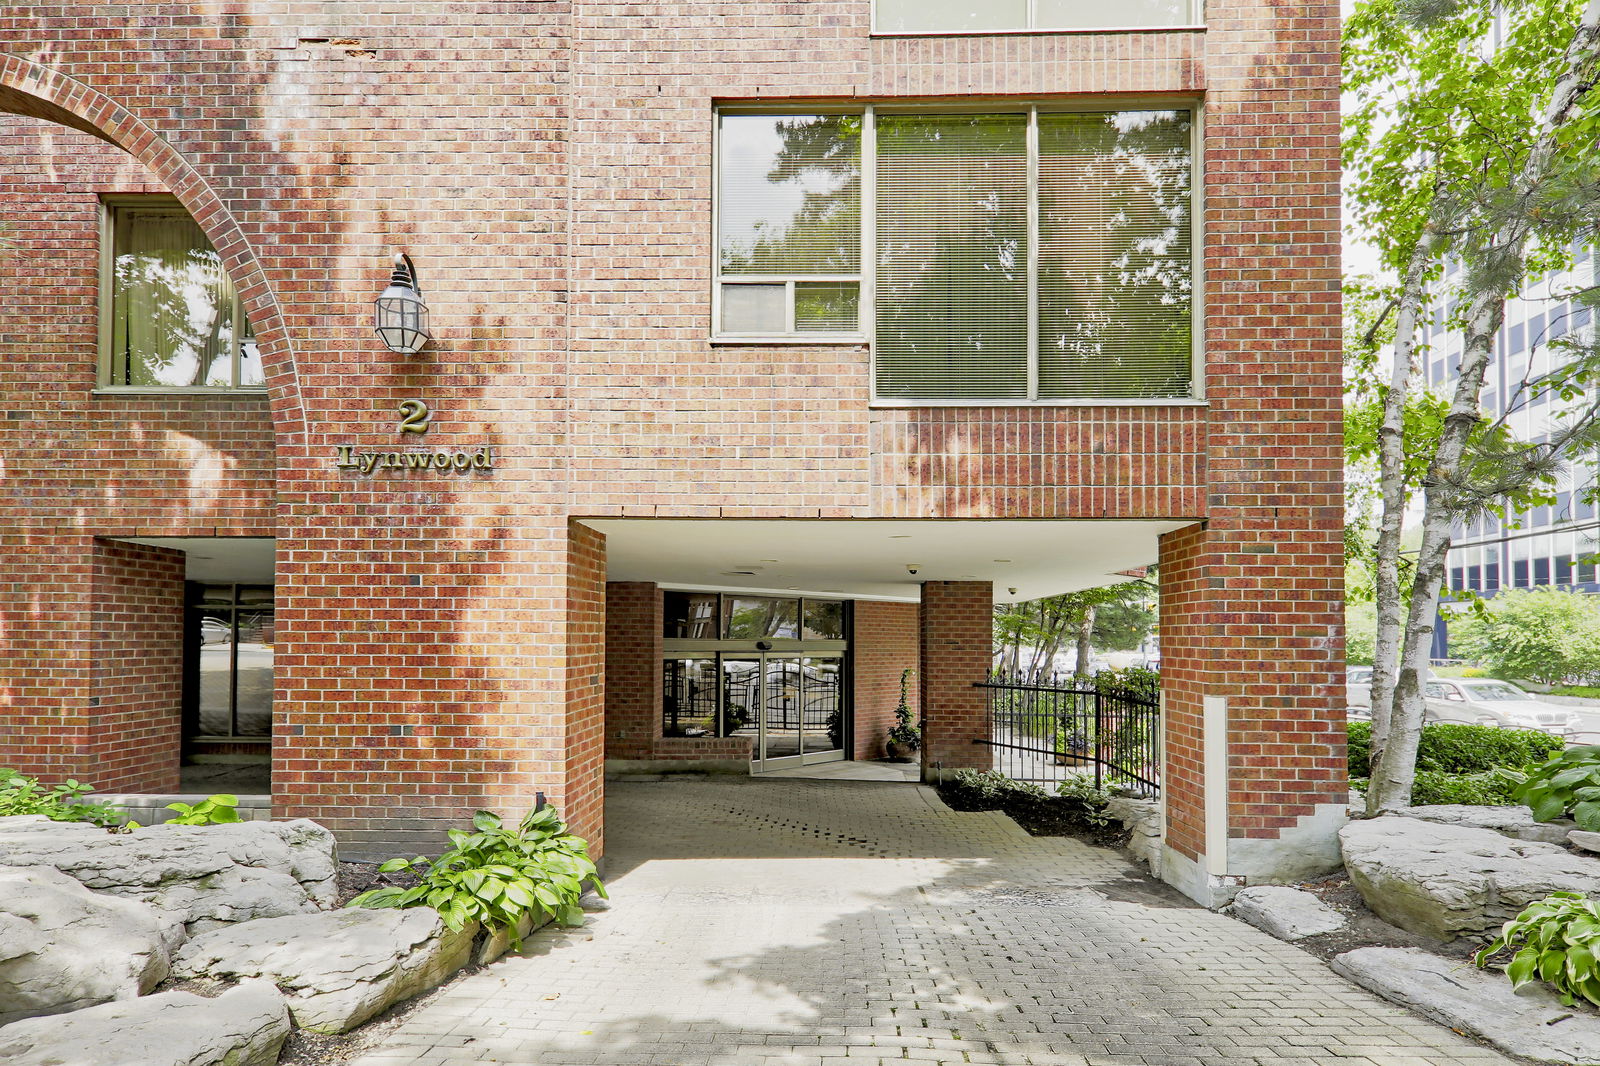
[374,252,430,354]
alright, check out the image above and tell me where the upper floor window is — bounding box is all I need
[100,197,262,390]
[716,106,1196,402]
[874,0,1199,34]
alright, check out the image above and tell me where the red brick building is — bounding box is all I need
[0,1,1342,905]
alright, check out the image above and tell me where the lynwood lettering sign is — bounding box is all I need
[333,400,494,475]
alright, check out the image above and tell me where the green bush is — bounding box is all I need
[1513,746,1600,829]
[1345,721,1561,778]
[945,769,1049,808]
[1411,769,1521,806]
[0,767,122,827]
[1551,685,1600,698]
[1452,586,1600,685]
[349,806,604,947]
[1476,892,1600,1007]
[1092,667,1159,703]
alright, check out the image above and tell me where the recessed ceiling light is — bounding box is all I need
[993,559,1011,563]
[889,535,912,539]
[760,559,779,563]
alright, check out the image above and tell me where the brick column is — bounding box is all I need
[918,581,992,778]
[90,540,185,793]
[852,601,919,761]
[604,582,662,762]
[562,522,607,856]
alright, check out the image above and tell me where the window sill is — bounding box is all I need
[710,335,870,347]
[868,397,1209,408]
[869,25,1205,39]
[93,387,270,398]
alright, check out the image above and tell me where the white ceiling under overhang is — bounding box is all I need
[583,519,1191,603]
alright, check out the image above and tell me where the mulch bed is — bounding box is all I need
[934,784,1129,848]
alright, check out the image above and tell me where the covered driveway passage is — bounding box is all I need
[349,778,1509,1066]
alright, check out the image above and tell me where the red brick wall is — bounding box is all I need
[852,601,919,761]
[919,582,992,775]
[88,540,185,793]
[563,522,606,854]
[604,582,661,761]
[0,2,1341,862]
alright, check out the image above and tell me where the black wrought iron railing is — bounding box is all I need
[973,680,1161,794]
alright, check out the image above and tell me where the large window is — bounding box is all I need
[189,584,274,739]
[716,106,1196,402]
[101,197,261,390]
[874,0,1198,33]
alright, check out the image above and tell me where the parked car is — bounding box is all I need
[1422,678,1579,737]
[1347,666,1374,711]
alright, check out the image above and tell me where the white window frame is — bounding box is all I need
[713,100,1206,407]
[96,194,264,395]
[870,0,1205,36]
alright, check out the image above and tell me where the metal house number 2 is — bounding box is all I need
[398,399,431,435]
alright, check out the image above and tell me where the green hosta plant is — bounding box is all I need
[1475,892,1600,1007]
[165,794,242,826]
[349,806,604,948]
[0,767,123,827]
[1511,746,1600,830]
[1055,774,1113,828]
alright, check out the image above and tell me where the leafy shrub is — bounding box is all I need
[1092,667,1159,703]
[0,767,123,827]
[945,769,1049,808]
[349,806,604,947]
[1460,667,1490,678]
[1055,774,1114,827]
[1345,721,1561,778]
[1552,685,1600,698]
[1411,769,1521,806]
[165,794,242,826]
[1513,745,1600,829]
[1476,892,1600,1007]
[1452,586,1600,685]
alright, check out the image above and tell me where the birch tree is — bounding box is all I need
[1346,0,1600,811]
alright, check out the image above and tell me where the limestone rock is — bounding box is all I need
[0,979,288,1066]
[1107,796,1162,877]
[1569,829,1600,854]
[174,907,476,1033]
[1225,886,1346,941]
[1332,947,1600,1065]
[1390,804,1575,845]
[1340,817,1600,941]
[0,816,337,936]
[0,866,173,1025]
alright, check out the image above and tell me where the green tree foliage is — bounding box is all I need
[992,581,1154,682]
[1452,586,1600,684]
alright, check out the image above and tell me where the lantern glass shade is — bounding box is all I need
[374,283,430,354]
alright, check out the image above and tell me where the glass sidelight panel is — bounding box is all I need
[189,584,273,738]
[196,608,234,736]
[663,658,719,736]
[802,657,845,754]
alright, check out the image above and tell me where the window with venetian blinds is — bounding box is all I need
[716,106,1195,402]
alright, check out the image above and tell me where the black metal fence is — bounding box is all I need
[973,680,1161,794]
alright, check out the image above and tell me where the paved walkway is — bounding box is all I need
[351,777,1512,1066]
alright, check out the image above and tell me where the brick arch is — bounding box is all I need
[0,53,303,434]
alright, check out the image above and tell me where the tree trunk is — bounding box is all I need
[1367,228,1435,788]
[1073,605,1097,687]
[1368,0,1600,811]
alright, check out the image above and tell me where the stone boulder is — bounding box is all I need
[1389,804,1575,845]
[1106,796,1162,877]
[0,816,336,936]
[173,907,476,1033]
[0,866,174,1026]
[1225,885,1346,941]
[1332,947,1600,1065]
[1340,816,1600,941]
[0,979,288,1066]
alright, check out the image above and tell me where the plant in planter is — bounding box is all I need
[1052,725,1091,766]
[885,668,920,760]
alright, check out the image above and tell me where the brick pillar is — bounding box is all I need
[852,601,919,761]
[90,540,185,793]
[1159,521,1346,906]
[919,581,992,778]
[562,522,607,857]
[605,581,662,762]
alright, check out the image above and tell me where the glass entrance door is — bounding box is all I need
[744,653,845,772]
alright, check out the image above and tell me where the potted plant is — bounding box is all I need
[885,668,920,761]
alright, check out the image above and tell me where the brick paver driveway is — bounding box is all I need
[351,777,1511,1066]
